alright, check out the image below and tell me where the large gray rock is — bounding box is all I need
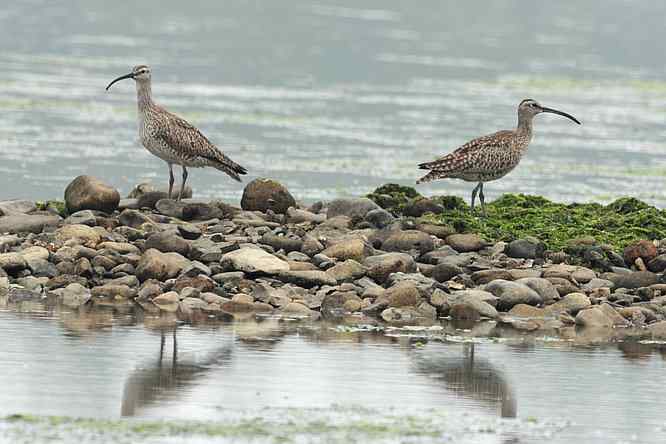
[364,252,416,283]
[326,259,367,283]
[485,279,542,311]
[275,270,337,288]
[241,178,295,214]
[431,263,463,283]
[516,277,560,304]
[65,175,120,214]
[60,283,92,308]
[321,237,373,262]
[446,234,487,252]
[382,230,434,255]
[0,214,61,234]
[0,200,36,215]
[505,238,545,259]
[145,231,191,256]
[221,247,289,274]
[327,198,380,220]
[545,292,591,316]
[575,307,613,328]
[450,293,498,319]
[0,253,27,273]
[136,249,190,282]
[608,271,658,289]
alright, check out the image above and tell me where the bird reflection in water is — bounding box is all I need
[120,326,232,416]
[413,343,517,418]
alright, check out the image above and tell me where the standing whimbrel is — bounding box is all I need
[416,99,580,216]
[106,65,247,200]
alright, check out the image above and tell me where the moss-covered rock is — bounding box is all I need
[368,185,666,251]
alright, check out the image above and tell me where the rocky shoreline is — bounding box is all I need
[2,175,666,341]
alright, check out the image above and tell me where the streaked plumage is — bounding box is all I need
[107,65,247,200]
[417,99,580,215]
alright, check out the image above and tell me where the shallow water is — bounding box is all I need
[1,307,666,443]
[1,1,666,205]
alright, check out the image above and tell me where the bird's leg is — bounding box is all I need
[168,163,174,200]
[178,166,188,202]
[479,182,487,217]
[470,182,480,212]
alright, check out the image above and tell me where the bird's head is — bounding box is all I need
[106,65,151,90]
[518,98,580,124]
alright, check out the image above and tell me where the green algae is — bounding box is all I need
[367,184,666,251]
[35,200,67,217]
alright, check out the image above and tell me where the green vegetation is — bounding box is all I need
[368,184,666,251]
[35,200,67,217]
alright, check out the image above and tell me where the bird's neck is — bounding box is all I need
[516,114,533,140]
[136,81,154,111]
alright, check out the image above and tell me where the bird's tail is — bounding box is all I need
[416,169,448,185]
[213,155,248,182]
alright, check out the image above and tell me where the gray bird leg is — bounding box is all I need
[470,182,481,212]
[479,182,486,217]
[168,163,174,200]
[178,166,188,201]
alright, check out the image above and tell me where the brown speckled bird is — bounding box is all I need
[416,99,580,216]
[106,65,247,200]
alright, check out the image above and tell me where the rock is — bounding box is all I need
[221,248,289,274]
[260,233,303,253]
[404,197,445,217]
[282,302,317,317]
[60,283,92,308]
[145,231,191,256]
[608,271,658,289]
[431,263,463,283]
[508,304,545,318]
[301,235,324,256]
[516,277,560,305]
[415,223,456,240]
[571,267,596,284]
[152,292,180,312]
[647,254,666,273]
[385,281,422,307]
[545,292,591,316]
[173,275,216,293]
[136,249,190,282]
[505,237,545,259]
[0,253,27,273]
[471,269,513,285]
[575,307,613,328]
[382,230,434,255]
[321,238,373,262]
[542,263,577,279]
[546,277,580,297]
[364,252,416,283]
[286,208,326,224]
[64,210,97,226]
[321,291,359,319]
[623,240,657,265]
[65,175,120,214]
[648,321,666,339]
[450,294,498,320]
[0,199,36,215]
[275,270,337,288]
[598,303,631,327]
[91,284,136,300]
[128,182,192,200]
[241,178,295,214]
[326,259,367,283]
[178,224,202,240]
[581,278,614,291]
[0,214,61,234]
[118,209,154,228]
[485,280,542,311]
[364,208,394,229]
[327,198,380,220]
[380,307,433,323]
[446,234,486,253]
[55,224,102,247]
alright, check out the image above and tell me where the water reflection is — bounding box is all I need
[121,327,233,416]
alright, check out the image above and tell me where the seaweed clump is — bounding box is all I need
[367,184,666,251]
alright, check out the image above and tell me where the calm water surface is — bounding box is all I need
[1,308,665,443]
[1,1,666,204]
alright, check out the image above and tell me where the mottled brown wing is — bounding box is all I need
[155,110,248,181]
[418,130,514,173]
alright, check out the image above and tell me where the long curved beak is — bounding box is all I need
[106,72,135,91]
[540,106,581,125]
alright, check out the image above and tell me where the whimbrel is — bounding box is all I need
[416,99,580,216]
[106,65,247,200]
